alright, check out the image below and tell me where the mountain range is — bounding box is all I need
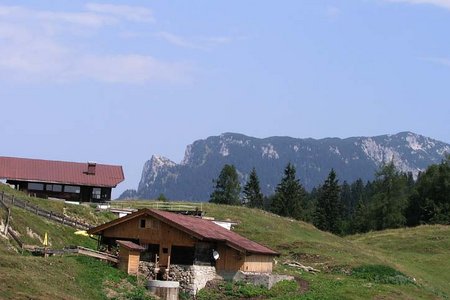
[119,132,450,201]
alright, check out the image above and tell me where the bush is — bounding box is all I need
[351,265,414,285]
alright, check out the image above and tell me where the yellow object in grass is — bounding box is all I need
[43,232,48,246]
[74,230,91,237]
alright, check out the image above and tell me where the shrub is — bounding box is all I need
[351,265,414,285]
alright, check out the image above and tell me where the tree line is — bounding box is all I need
[209,156,450,235]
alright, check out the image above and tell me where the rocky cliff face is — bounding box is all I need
[121,132,450,201]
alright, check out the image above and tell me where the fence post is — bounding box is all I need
[3,208,10,235]
[11,196,14,206]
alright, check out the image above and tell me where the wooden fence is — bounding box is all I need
[0,191,92,230]
[0,193,117,263]
[110,201,203,215]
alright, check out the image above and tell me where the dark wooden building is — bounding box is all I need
[88,209,279,274]
[0,156,124,202]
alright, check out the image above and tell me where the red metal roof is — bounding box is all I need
[89,209,279,256]
[0,156,124,188]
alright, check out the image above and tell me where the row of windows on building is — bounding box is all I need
[27,182,102,199]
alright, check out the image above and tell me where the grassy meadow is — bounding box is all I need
[0,189,448,299]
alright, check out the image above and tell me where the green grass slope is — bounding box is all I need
[0,239,151,300]
[0,191,448,299]
[0,188,152,300]
[350,225,450,298]
[114,200,447,299]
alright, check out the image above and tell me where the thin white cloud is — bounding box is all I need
[156,31,232,50]
[384,0,450,10]
[0,5,114,28]
[156,31,198,49]
[422,57,450,67]
[0,5,192,84]
[85,3,155,23]
[74,55,191,84]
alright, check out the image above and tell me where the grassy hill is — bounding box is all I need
[350,225,450,299]
[0,188,448,299]
[0,187,151,300]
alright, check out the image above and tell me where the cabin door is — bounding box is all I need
[159,244,171,267]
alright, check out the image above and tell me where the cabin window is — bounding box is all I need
[64,185,80,193]
[171,246,195,265]
[92,188,101,199]
[194,242,214,266]
[46,184,62,192]
[28,183,44,191]
[141,244,160,262]
[139,219,146,228]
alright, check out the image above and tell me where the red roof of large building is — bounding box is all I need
[0,156,124,188]
[88,209,279,256]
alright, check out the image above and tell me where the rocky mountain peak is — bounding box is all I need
[121,132,449,201]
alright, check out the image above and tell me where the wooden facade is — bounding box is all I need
[102,215,197,267]
[215,245,273,273]
[8,180,112,202]
[89,209,279,274]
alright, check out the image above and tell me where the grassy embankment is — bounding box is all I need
[0,186,152,299]
[114,200,450,299]
[0,187,448,299]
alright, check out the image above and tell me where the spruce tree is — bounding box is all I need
[271,163,307,220]
[408,155,450,225]
[243,167,264,208]
[209,164,241,205]
[370,162,408,230]
[314,169,342,234]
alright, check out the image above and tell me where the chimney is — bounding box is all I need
[87,162,96,175]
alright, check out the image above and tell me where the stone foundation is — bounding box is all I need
[223,271,295,289]
[139,262,217,296]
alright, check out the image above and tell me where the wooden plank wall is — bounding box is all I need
[215,244,245,271]
[127,251,141,275]
[118,247,130,273]
[242,254,273,273]
[103,216,196,247]
[104,216,196,267]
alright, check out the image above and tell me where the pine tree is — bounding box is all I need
[243,167,264,208]
[209,164,241,205]
[271,163,307,220]
[369,162,408,230]
[352,199,370,233]
[407,155,450,225]
[314,169,342,234]
[340,181,352,219]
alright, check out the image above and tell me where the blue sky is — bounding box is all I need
[0,0,449,197]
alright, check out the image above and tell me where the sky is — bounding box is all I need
[0,0,449,198]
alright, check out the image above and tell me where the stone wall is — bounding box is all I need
[190,265,217,294]
[231,271,295,289]
[168,264,216,295]
[139,262,217,296]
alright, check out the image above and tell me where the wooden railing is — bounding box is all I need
[110,201,203,214]
[0,191,92,230]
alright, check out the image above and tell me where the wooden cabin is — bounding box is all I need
[87,209,279,274]
[0,156,124,202]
